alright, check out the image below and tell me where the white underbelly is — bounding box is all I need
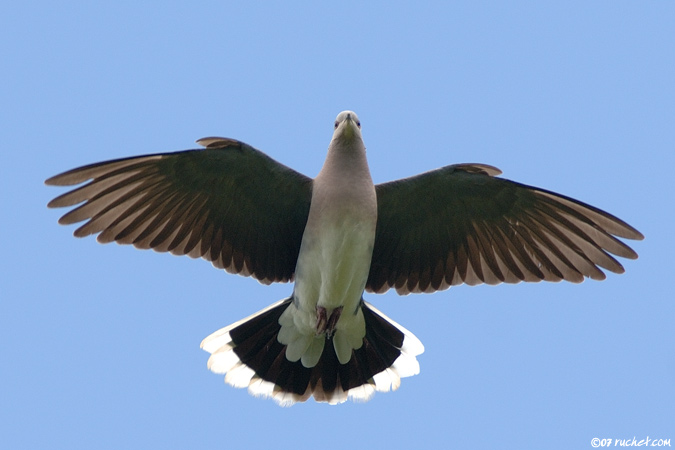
[293,214,375,315]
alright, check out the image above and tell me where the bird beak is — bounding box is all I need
[340,114,358,139]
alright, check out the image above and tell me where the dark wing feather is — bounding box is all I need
[367,163,643,295]
[46,139,312,284]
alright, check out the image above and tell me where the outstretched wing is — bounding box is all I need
[46,138,312,284]
[367,163,643,294]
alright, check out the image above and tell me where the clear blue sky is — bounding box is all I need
[2,2,673,449]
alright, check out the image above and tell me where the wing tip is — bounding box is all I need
[45,173,77,187]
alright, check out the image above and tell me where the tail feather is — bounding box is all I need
[201,298,424,406]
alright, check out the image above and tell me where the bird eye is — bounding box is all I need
[334,121,339,129]
[356,121,361,128]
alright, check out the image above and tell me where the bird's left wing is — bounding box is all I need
[46,138,312,285]
[366,164,643,295]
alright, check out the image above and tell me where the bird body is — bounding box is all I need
[285,112,377,367]
[46,111,643,405]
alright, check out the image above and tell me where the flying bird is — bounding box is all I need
[46,111,643,405]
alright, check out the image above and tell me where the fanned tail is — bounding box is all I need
[201,298,424,406]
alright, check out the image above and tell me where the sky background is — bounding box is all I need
[2,2,673,449]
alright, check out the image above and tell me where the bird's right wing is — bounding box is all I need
[46,138,313,284]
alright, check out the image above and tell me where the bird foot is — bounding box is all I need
[316,306,343,339]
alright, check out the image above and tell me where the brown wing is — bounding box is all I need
[46,138,312,284]
[367,163,643,295]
